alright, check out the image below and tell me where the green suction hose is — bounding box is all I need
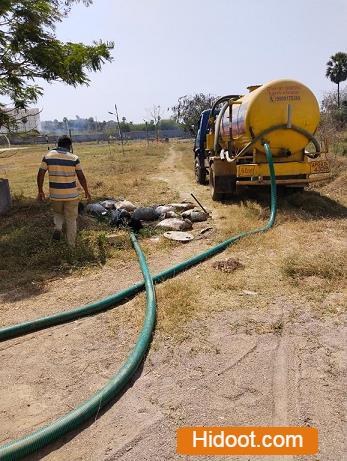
[0,143,276,342]
[0,233,156,461]
[0,143,276,460]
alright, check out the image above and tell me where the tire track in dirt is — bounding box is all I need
[152,145,224,221]
[152,145,189,199]
[272,336,290,425]
[272,332,294,461]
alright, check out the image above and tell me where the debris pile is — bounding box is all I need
[83,198,209,234]
[212,258,244,273]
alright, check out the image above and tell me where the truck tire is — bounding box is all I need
[209,163,224,201]
[195,157,207,185]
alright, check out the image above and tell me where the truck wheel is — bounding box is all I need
[209,163,224,201]
[195,157,207,185]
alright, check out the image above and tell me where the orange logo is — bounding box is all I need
[176,426,318,455]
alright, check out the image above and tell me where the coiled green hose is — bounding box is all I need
[0,143,276,460]
[0,143,276,342]
[0,233,156,461]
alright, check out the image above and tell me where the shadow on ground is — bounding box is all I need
[0,198,108,302]
[2,185,346,302]
[224,187,347,220]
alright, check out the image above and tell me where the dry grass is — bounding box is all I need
[176,141,266,239]
[155,279,200,337]
[85,137,345,347]
[171,140,347,319]
[0,199,111,292]
[107,276,201,346]
[1,138,346,333]
[0,141,177,292]
[230,318,284,336]
[281,251,346,281]
[120,277,199,331]
[0,141,176,204]
[209,267,246,292]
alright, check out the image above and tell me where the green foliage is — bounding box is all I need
[158,118,179,130]
[326,52,347,85]
[41,116,179,134]
[326,52,347,108]
[15,129,41,138]
[318,86,347,151]
[172,93,216,134]
[0,0,114,130]
[321,86,347,126]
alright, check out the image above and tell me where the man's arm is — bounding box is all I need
[37,169,46,201]
[76,170,91,201]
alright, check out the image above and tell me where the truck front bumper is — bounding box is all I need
[236,160,330,186]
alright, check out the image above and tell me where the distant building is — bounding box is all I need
[0,108,41,133]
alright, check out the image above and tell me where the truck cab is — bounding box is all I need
[193,109,216,185]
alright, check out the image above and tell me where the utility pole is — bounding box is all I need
[108,103,125,155]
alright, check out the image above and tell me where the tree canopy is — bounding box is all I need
[326,52,347,108]
[0,0,114,129]
[321,85,347,131]
[172,93,216,134]
[40,116,179,134]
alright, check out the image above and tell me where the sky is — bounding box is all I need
[37,0,347,122]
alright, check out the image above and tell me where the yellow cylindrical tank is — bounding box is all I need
[220,79,320,156]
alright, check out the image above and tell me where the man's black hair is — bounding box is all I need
[57,135,72,149]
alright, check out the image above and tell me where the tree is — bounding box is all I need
[158,118,179,130]
[0,0,114,130]
[318,86,347,152]
[172,93,216,134]
[321,85,347,118]
[150,105,161,141]
[326,52,347,108]
[121,116,130,132]
[63,116,69,133]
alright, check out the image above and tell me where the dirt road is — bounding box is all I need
[0,145,345,460]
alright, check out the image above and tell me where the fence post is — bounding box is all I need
[0,179,11,215]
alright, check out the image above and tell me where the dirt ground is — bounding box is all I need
[0,144,346,461]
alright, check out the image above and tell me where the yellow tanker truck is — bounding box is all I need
[193,79,330,200]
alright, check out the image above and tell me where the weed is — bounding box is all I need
[272,320,284,335]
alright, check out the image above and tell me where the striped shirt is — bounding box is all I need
[39,148,82,201]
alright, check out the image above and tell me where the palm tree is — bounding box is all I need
[326,52,347,108]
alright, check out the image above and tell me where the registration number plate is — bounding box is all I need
[310,160,330,174]
[238,165,255,177]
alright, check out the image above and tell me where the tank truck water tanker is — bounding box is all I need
[193,79,330,200]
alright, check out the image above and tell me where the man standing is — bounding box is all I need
[37,135,91,247]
